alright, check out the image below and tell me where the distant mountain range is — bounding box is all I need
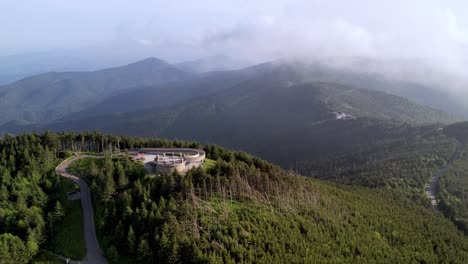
[0,50,250,85]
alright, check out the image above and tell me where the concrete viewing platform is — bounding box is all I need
[129,148,206,174]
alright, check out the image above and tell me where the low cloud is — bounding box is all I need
[3,0,468,93]
[184,0,468,94]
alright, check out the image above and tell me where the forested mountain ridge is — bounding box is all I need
[1,132,468,263]
[299,123,455,201]
[291,120,468,237]
[264,59,468,118]
[0,57,190,125]
[56,62,270,121]
[8,76,456,170]
[0,58,462,131]
[54,60,463,123]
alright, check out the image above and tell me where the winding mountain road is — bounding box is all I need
[426,140,463,209]
[56,155,107,264]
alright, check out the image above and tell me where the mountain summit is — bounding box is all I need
[0,57,190,125]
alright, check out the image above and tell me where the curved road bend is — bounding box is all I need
[427,140,463,209]
[56,155,107,264]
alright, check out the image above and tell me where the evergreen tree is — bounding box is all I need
[117,162,129,189]
[89,160,99,177]
[137,239,151,262]
[106,245,120,262]
[52,201,65,221]
[127,225,136,254]
[101,172,115,203]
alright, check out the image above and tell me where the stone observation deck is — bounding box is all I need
[129,148,206,174]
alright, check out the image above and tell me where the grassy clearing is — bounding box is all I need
[68,157,102,177]
[204,158,217,171]
[46,179,86,260]
[31,252,65,264]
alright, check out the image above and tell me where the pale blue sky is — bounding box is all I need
[2,0,468,63]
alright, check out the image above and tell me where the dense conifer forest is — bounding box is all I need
[0,133,65,262]
[436,122,468,234]
[1,132,468,263]
[300,125,455,202]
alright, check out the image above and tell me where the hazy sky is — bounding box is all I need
[2,0,468,64]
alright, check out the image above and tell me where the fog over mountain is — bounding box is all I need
[2,1,468,73]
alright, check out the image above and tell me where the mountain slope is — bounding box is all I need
[3,132,468,263]
[60,61,317,120]
[1,58,465,128]
[104,79,454,165]
[436,122,468,233]
[0,57,190,124]
[60,63,268,120]
[9,73,457,169]
[175,54,249,73]
[57,60,464,123]
[284,60,468,118]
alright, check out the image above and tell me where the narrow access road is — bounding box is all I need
[426,140,463,209]
[45,250,80,264]
[56,155,107,264]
